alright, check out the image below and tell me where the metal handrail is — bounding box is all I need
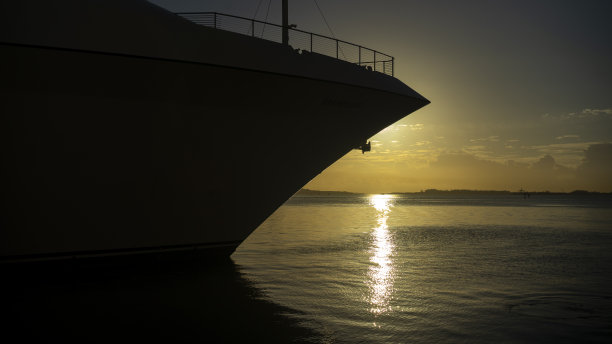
[176,12,394,76]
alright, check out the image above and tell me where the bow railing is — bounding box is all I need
[176,12,394,76]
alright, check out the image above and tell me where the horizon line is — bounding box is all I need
[298,188,612,195]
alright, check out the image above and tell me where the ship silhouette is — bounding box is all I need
[0,0,429,263]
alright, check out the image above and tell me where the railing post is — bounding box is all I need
[214,13,217,29]
[310,33,313,52]
[336,40,339,59]
[392,57,394,77]
[251,20,255,37]
[373,51,376,71]
[383,61,386,74]
[359,46,361,65]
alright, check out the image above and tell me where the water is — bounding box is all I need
[233,194,612,343]
[3,194,611,343]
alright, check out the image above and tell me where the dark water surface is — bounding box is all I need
[3,194,612,343]
[2,259,319,343]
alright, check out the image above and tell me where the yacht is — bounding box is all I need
[0,0,429,262]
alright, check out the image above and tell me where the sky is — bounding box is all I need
[151,0,612,193]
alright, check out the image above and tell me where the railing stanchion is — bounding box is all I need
[359,46,361,65]
[392,57,394,77]
[374,51,376,71]
[310,33,313,52]
[383,61,386,74]
[251,20,254,37]
[336,41,339,59]
[214,13,217,29]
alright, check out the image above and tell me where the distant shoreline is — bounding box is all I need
[295,188,612,196]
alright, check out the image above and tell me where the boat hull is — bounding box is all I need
[1,42,427,262]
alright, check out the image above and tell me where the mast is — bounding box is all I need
[282,0,288,45]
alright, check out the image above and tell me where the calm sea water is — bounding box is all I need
[233,194,612,343]
[4,194,611,343]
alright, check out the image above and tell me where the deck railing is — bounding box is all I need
[176,12,394,76]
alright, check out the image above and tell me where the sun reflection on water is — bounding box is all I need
[367,194,396,315]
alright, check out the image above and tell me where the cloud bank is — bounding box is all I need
[306,143,612,193]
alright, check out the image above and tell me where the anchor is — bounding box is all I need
[354,140,371,154]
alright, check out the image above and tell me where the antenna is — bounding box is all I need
[282,0,288,45]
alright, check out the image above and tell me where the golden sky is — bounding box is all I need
[153,0,612,192]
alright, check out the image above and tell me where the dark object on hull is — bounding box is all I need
[354,140,372,154]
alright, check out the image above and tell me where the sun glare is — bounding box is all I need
[367,194,396,315]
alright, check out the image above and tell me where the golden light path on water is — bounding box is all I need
[367,194,396,315]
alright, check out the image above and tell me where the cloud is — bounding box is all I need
[412,140,431,146]
[469,136,500,142]
[555,134,580,140]
[579,143,612,168]
[581,109,612,116]
[463,145,487,150]
[430,152,501,170]
[506,160,529,169]
[461,145,495,159]
[527,141,600,155]
[530,155,572,174]
[544,108,612,121]
[532,154,555,170]
[415,151,580,191]
[576,143,612,191]
[306,144,612,193]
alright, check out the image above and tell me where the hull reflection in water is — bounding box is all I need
[367,195,396,315]
[1,260,323,343]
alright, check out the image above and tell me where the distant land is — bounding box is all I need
[295,189,362,197]
[295,188,612,196]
